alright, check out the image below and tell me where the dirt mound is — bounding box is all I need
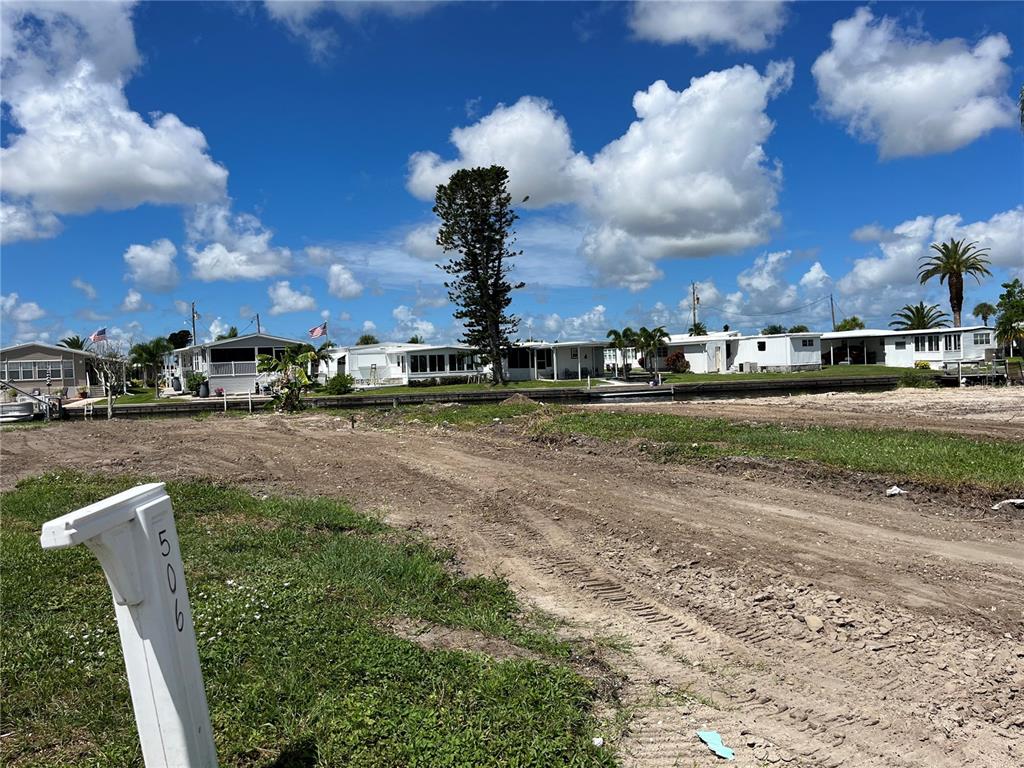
[500,393,540,406]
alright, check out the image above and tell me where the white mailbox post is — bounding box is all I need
[40,483,218,768]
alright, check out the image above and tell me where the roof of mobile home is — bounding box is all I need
[173,332,304,353]
[0,342,96,357]
[821,326,992,340]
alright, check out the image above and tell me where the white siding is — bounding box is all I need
[788,337,821,367]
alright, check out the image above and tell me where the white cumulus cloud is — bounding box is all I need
[407,61,793,291]
[267,281,316,316]
[119,287,149,312]
[0,201,61,244]
[812,7,1015,158]
[327,263,364,299]
[186,202,292,281]
[0,3,227,240]
[628,1,789,51]
[123,238,179,292]
[838,206,1024,296]
[408,96,586,207]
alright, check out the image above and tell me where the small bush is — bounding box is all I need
[324,372,355,395]
[185,372,206,391]
[665,350,690,373]
[408,378,434,388]
[899,369,937,388]
[913,360,932,370]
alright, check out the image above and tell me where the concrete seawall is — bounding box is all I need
[58,375,902,420]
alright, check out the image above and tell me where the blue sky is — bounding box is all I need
[2,1,1022,348]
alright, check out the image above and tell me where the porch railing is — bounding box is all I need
[209,361,258,377]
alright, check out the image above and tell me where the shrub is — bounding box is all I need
[899,369,937,388]
[185,372,206,392]
[665,350,690,373]
[324,372,355,395]
[913,360,932,370]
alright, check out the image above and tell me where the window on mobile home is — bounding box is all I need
[973,333,990,345]
[944,335,960,351]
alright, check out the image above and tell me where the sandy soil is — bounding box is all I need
[2,408,1022,768]
[604,387,1024,441]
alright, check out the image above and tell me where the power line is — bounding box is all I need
[699,294,831,319]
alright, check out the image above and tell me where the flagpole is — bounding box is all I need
[191,302,197,346]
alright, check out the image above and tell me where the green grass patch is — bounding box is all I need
[406,403,1022,490]
[335,378,607,397]
[91,387,189,406]
[1,474,615,767]
[541,411,1022,490]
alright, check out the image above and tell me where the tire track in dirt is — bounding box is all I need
[2,414,1021,767]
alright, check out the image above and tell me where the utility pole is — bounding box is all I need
[830,293,837,331]
[190,302,197,346]
[691,282,699,332]
[256,313,261,334]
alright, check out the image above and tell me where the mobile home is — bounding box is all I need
[164,333,305,395]
[821,326,998,369]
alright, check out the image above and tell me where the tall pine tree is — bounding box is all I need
[434,166,524,384]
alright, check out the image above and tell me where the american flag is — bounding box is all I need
[308,321,328,339]
[89,327,107,343]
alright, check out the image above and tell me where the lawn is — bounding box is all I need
[1,474,616,768]
[404,403,1023,490]
[89,387,189,406]
[661,364,930,384]
[333,378,608,397]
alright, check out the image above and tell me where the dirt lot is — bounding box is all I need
[605,387,1024,441]
[2,403,1022,768]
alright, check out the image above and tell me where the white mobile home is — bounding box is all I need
[164,333,304,395]
[604,332,742,375]
[1,342,101,396]
[341,343,484,387]
[821,326,998,369]
[505,341,606,381]
[733,333,822,373]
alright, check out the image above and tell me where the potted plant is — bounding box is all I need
[77,386,89,399]
[185,372,207,397]
[214,387,224,397]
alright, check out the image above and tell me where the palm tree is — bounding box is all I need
[889,302,950,330]
[972,302,996,326]
[835,316,865,331]
[995,314,1024,357]
[761,323,786,335]
[687,321,707,336]
[258,344,316,411]
[636,326,669,376]
[215,325,239,341]
[605,327,636,379]
[130,338,174,392]
[407,334,425,344]
[918,239,992,327]
[59,335,89,350]
[301,339,334,381]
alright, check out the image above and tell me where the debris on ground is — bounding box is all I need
[886,485,907,496]
[697,730,735,761]
[991,498,1024,510]
[500,393,540,406]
